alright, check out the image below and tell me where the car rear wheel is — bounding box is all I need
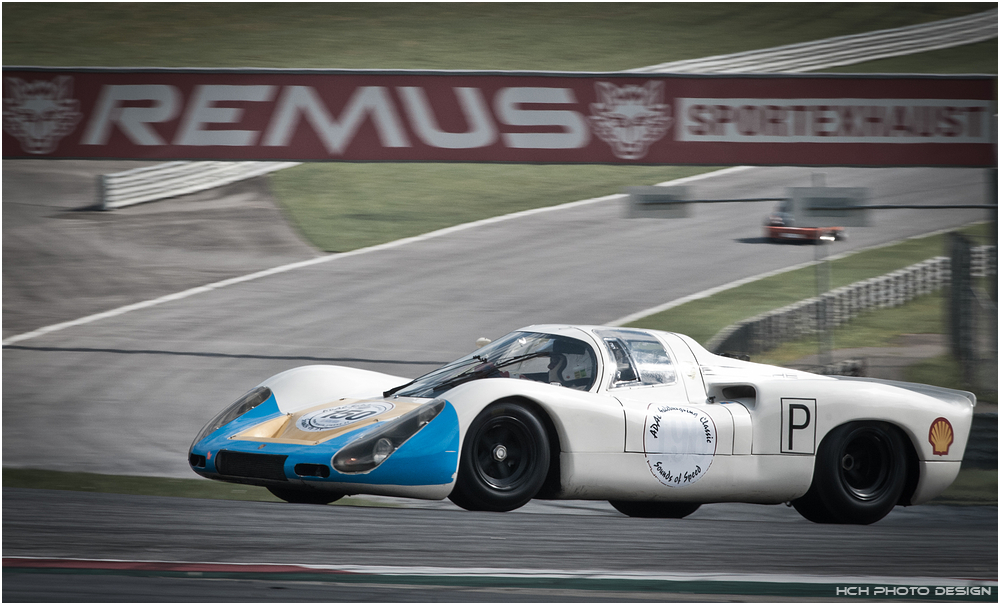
[267,486,343,505]
[608,500,701,519]
[792,422,907,524]
[449,401,549,512]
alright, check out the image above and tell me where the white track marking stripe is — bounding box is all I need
[5,556,997,588]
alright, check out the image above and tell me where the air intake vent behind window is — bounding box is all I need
[722,385,756,400]
[721,385,757,407]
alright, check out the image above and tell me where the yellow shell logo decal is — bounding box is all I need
[928,417,954,456]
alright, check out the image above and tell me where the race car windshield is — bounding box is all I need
[389,332,598,398]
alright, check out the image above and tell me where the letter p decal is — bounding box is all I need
[781,398,816,454]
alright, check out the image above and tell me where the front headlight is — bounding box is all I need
[190,387,272,449]
[332,399,445,473]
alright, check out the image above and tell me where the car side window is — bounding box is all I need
[628,339,676,385]
[604,338,637,385]
[597,329,676,389]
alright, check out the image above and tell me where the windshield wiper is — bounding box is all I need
[383,357,485,398]
[383,379,416,398]
[419,362,501,395]
[418,351,551,395]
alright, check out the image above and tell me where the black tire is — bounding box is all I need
[609,500,701,519]
[792,422,907,525]
[267,486,343,505]
[449,401,550,512]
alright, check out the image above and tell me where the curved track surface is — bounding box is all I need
[2,162,994,600]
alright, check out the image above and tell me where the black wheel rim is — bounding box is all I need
[471,416,534,491]
[838,428,892,501]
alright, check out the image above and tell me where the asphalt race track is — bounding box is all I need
[3,489,997,602]
[2,161,996,600]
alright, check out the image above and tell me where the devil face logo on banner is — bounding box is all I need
[3,76,83,154]
[589,81,673,160]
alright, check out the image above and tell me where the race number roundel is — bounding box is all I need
[644,404,717,487]
[297,402,394,432]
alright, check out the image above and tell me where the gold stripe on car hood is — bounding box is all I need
[230,398,421,446]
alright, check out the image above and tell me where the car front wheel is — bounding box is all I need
[449,401,550,512]
[792,422,907,524]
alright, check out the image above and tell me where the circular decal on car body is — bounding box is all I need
[644,404,717,487]
[297,402,394,432]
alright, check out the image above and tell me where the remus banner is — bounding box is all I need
[3,68,995,167]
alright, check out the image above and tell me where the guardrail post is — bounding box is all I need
[98,174,109,210]
[98,161,300,210]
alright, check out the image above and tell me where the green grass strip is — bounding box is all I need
[270,164,718,252]
[5,4,991,71]
[753,291,950,366]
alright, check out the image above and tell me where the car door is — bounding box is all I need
[594,329,734,458]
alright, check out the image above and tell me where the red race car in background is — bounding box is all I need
[764,200,846,243]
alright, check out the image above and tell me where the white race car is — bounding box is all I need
[189,325,974,524]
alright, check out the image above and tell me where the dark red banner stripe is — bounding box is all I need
[3,68,994,166]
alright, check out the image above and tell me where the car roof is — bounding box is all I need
[519,324,672,339]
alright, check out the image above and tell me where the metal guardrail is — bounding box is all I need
[631,9,997,73]
[707,246,996,356]
[99,161,300,209]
